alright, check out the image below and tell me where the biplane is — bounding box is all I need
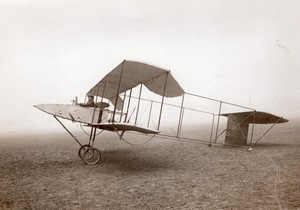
[34,60,288,164]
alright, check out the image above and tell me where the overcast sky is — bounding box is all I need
[1,0,300,133]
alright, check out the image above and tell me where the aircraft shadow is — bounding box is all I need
[2,149,175,174]
[98,149,175,173]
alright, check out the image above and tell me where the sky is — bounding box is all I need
[0,0,300,133]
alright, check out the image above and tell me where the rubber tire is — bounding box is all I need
[78,144,91,161]
[82,147,101,165]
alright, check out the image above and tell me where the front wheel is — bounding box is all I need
[78,144,91,161]
[82,147,101,165]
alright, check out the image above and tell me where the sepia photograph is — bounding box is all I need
[0,0,300,209]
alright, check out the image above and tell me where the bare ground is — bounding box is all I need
[0,122,300,210]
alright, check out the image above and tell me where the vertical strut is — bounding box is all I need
[113,60,125,122]
[147,100,153,128]
[209,114,215,144]
[157,72,169,131]
[250,111,256,144]
[176,94,185,138]
[135,84,143,125]
[124,89,132,123]
[214,101,222,143]
[92,126,97,145]
[177,107,185,139]
[98,79,107,123]
[91,82,101,124]
[100,79,107,104]
[120,91,127,122]
[89,126,94,145]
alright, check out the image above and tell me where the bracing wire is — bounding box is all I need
[79,123,104,136]
[120,133,157,146]
[128,75,164,125]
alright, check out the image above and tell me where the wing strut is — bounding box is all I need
[157,71,169,130]
[112,60,125,122]
[53,116,83,147]
[248,117,283,150]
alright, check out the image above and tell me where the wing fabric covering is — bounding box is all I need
[94,122,160,134]
[220,111,288,124]
[87,60,185,109]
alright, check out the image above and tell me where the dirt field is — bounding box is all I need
[0,121,300,210]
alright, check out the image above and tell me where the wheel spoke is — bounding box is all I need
[78,144,91,161]
[82,147,101,165]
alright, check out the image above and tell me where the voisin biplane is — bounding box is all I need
[34,60,288,164]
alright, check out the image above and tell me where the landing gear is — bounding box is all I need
[77,125,102,165]
[54,116,103,165]
[78,144,91,160]
[79,146,101,165]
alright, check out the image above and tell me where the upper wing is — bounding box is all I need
[87,60,185,109]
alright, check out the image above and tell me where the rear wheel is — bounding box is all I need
[82,147,101,165]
